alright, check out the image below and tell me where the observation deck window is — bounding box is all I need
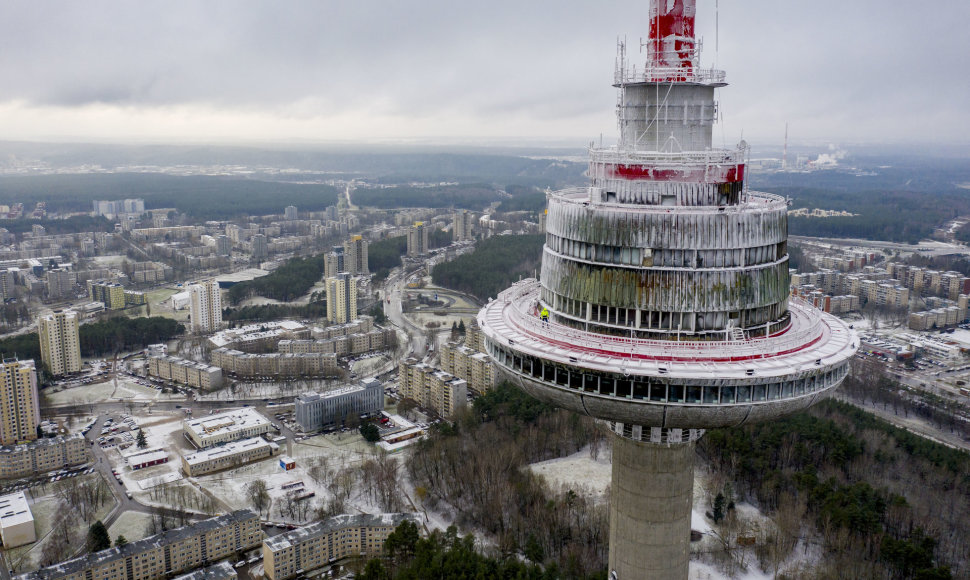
[721,386,736,404]
[616,378,632,398]
[782,382,793,397]
[583,374,598,392]
[752,384,767,402]
[649,383,667,402]
[569,371,583,390]
[632,380,649,400]
[737,385,751,403]
[555,367,569,387]
[601,377,615,396]
[686,386,702,404]
[703,386,719,404]
[768,383,781,400]
[794,379,806,396]
[669,385,685,403]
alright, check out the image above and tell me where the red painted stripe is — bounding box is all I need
[601,163,745,184]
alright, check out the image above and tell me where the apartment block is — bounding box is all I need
[210,349,338,379]
[88,280,126,309]
[263,514,418,580]
[0,434,88,480]
[406,222,429,256]
[0,360,40,445]
[17,510,261,580]
[45,268,76,300]
[38,310,82,376]
[344,235,369,276]
[398,359,467,419]
[189,280,223,334]
[277,329,393,357]
[453,210,474,242]
[325,273,357,324]
[148,356,223,390]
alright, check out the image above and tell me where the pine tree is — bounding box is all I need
[136,429,148,449]
[115,535,128,547]
[87,521,111,553]
[713,493,725,523]
[457,320,466,335]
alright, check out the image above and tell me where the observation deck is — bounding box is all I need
[480,279,857,434]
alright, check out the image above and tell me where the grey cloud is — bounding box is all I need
[0,0,968,143]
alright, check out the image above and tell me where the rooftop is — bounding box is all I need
[0,490,33,528]
[183,437,276,466]
[263,513,417,552]
[184,408,271,441]
[16,510,257,580]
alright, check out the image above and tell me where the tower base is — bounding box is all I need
[608,430,696,580]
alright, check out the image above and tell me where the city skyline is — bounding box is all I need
[1,0,967,146]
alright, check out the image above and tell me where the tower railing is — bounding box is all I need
[496,280,832,362]
[614,66,726,85]
[588,147,744,167]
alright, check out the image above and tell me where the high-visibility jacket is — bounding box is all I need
[540,308,549,320]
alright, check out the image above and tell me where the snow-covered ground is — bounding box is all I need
[194,431,382,523]
[524,448,817,579]
[44,377,185,406]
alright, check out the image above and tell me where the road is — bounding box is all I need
[382,267,427,358]
[83,412,210,529]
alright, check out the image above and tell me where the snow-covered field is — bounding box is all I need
[107,511,153,544]
[195,431,381,523]
[44,377,184,406]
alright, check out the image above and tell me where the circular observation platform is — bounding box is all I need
[479,279,857,436]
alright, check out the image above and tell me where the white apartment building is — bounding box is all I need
[38,310,82,376]
[189,280,223,334]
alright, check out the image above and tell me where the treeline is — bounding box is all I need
[700,398,966,578]
[431,234,544,301]
[353,185,503,210]
[497,185,547,213]
[0,215,114,235]
[0,316,184,362]
[222,303,327,324]
[228,254,327,304]
[78,317,184,356]
[359,521,590,580]
[407,382,608,578]
[369,236,407,281]
[0,174,339,220]
[905,253,970,278]
[775,185,970,244]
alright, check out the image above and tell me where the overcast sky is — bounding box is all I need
[1,0,968,148]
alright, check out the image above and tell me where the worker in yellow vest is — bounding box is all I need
[540,307,549,327]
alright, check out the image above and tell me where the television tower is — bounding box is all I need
[477,1,857,578]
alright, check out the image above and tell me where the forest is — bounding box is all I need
[496,185,547,213]
[0,174,339,220]
[431,234,544,301]
[0,316,184,362]
[405,382,608,579]
[752,158,970,244]
[221,302,327,324]
[368,237,407,281]
[227,254,327,304]
[352,184,503,210]
[700,395,965,579]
